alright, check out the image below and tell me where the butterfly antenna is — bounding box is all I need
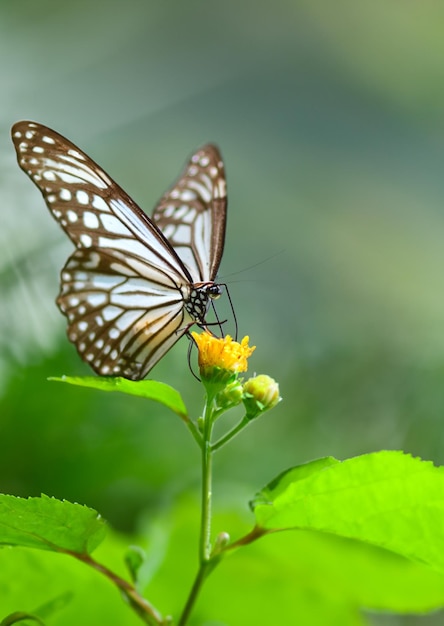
[224,284,238,340]
[187,333,200,381]
[210,299,225,337]
[219,249,284,280]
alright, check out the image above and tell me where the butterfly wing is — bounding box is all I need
[152,144,227,283]
[11,121,194,379]
[58,247,190,379]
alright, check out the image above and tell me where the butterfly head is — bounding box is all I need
[207,283,223,301]
[185,282,223,324]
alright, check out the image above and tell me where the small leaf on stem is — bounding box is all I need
[49,376,187,418]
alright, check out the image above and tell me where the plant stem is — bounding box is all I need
[182,415,203,447]
[71,552,164,625]
[178,392,216,626]
[199,395,214,562]
[211,415,249,452]
[177,561,210,626]
[222,525,268,552]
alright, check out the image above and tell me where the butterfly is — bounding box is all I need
[11,121,227,380]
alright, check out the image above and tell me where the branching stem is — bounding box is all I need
[211,415,250,452]
[71,552,164,625]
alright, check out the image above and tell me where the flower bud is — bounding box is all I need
[242,375,281,420]
[214,531,230,551]
[216,379,244,410]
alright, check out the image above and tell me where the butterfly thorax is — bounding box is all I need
[186,282,223,323]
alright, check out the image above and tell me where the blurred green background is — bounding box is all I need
[2,0,444,624]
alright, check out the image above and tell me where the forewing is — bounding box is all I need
[57,248,191,380]
[11,121,190,285]
[152,144,227,283]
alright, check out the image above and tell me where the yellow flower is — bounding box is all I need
[191,331,255,386]
[192,331,255,372]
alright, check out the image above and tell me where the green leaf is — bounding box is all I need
[252,456,339,507]
[253,450,444,573]
[49,376,187,418]
[145,493,444,625]
[0,494,106,555]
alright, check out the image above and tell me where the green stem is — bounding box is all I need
[199,394,215,562]
[178,391,216,626]
[177,561,211,626]
[211,415,249,452]
[182,415,203,447]
[179,526,270,625]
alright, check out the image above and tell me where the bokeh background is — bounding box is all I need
[2,1,444,624]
